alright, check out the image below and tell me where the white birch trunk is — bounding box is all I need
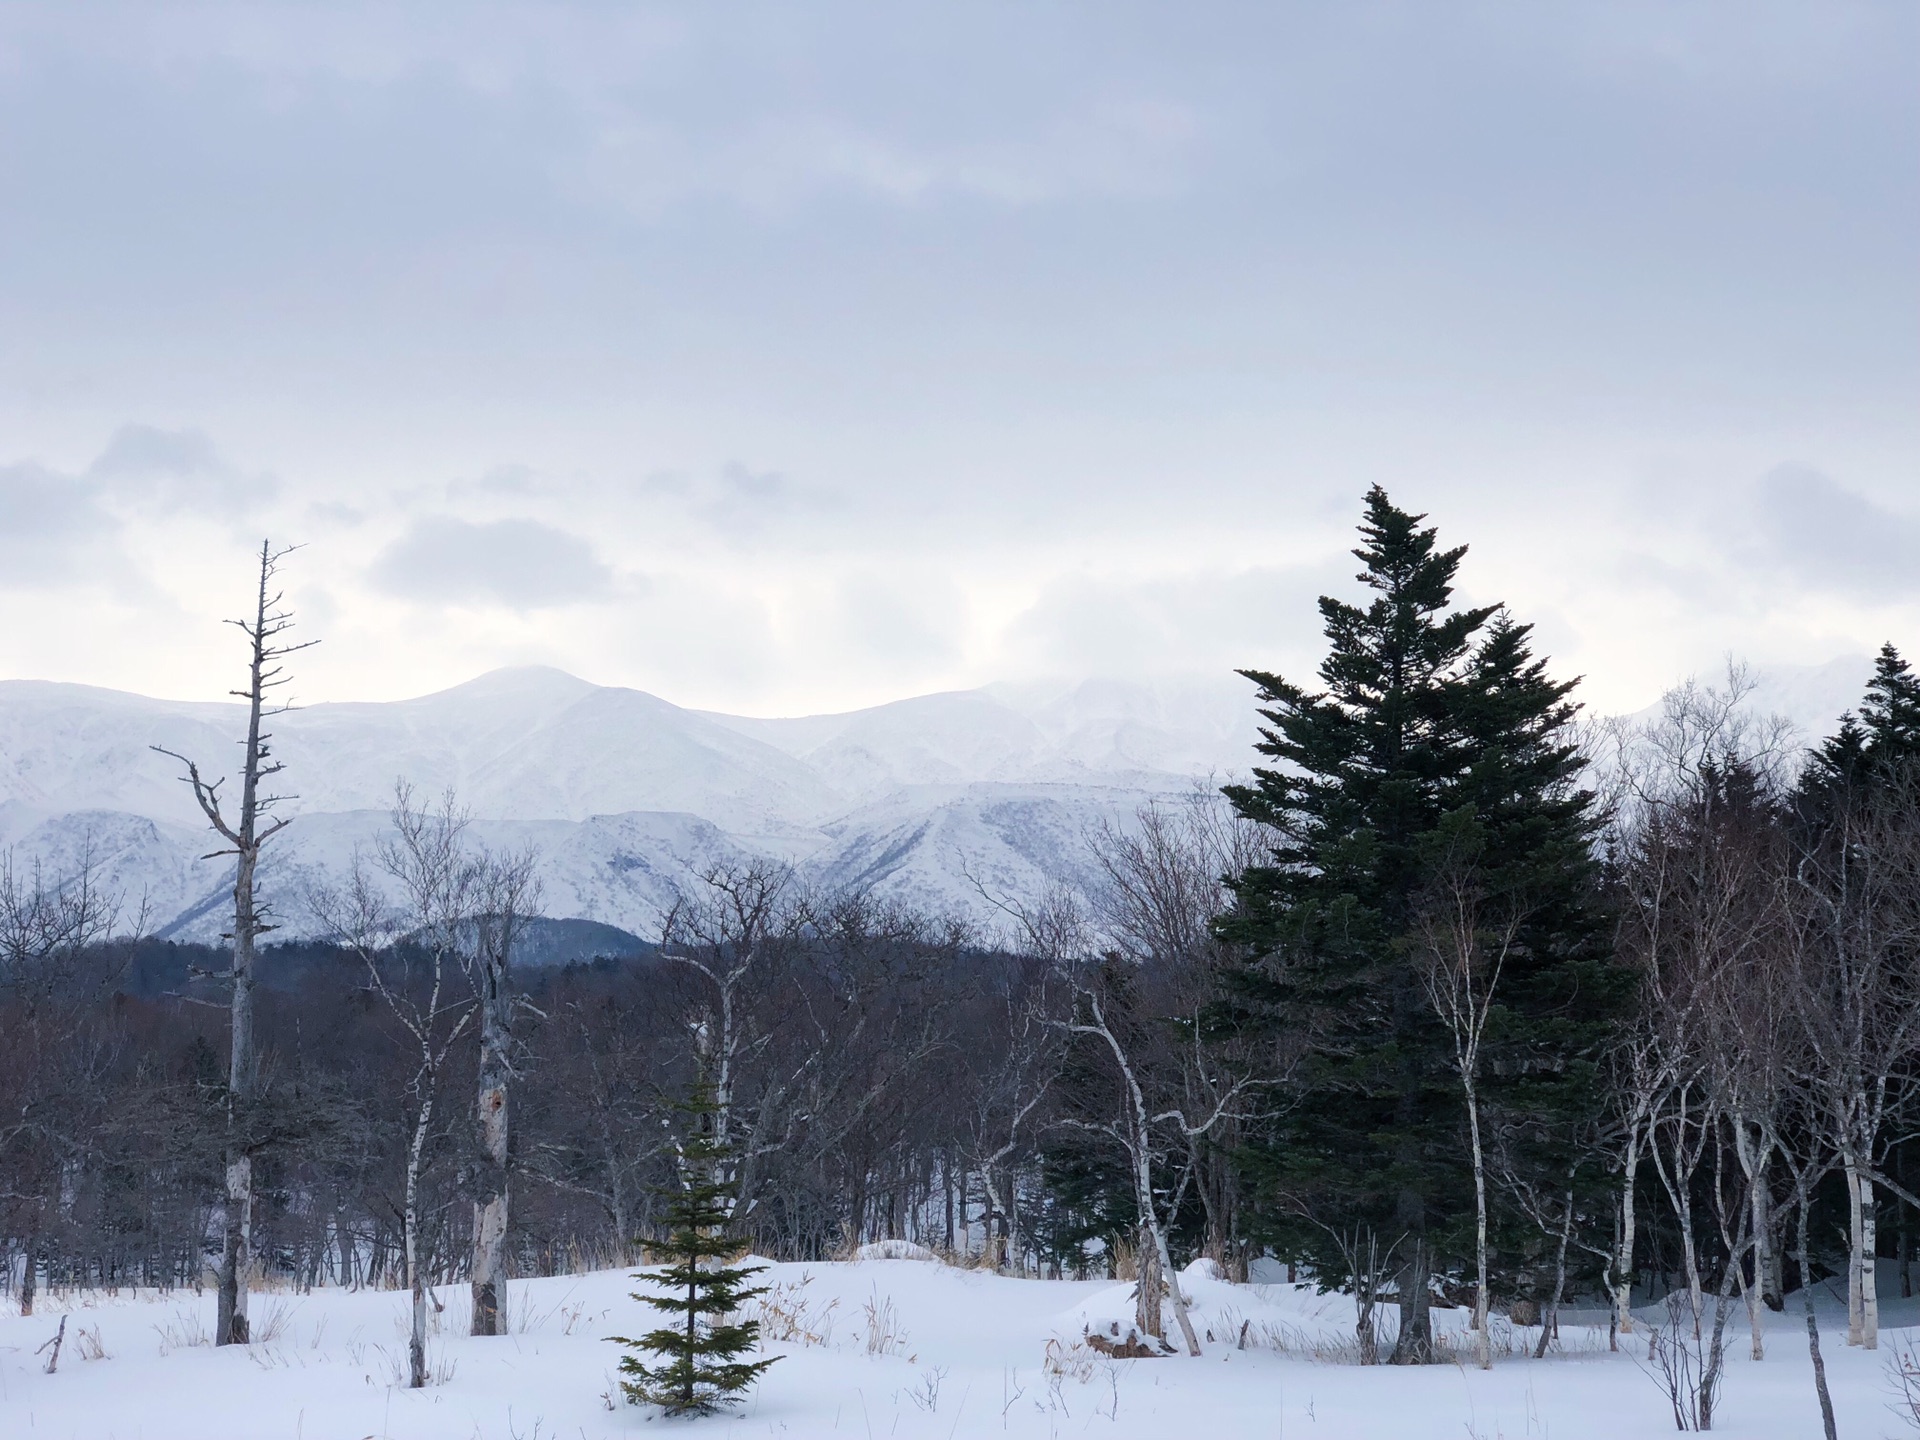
[1731,1118,1768,1361]
[406,1087,433,1388]
[1467,1080,1490,1371]
[1846,1160,1865,1346]
[981,1168,1007,1272]
[1861,1171,1879,1349]
[1614,1124,1642,1338]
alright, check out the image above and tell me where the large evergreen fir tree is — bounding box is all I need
[612,1083,776,1416]
[1801,642,1920,807]
[1219,487,1617,1363]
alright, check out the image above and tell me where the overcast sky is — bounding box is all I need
[0,2,1913,717]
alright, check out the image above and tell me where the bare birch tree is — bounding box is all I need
[1413,813,1522,1371]
[313,784,478,1388]
[659,861,793,1192]
[1794,782,1920,1352]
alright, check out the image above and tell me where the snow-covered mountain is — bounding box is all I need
[0,668,1256,947]
[0,656,1876,952]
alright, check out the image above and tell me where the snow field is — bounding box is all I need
[0,1255,1910,1438]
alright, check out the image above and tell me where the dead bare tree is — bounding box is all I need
[983,869,1246,1358]
[659,860,793,1191]
[1089,788,1272,1277]
[955,978,1059,1272]
[151,539,313,1347]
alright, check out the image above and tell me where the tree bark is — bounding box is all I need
[1133,1222,1163,1341]
[1731,1117,1771,1360]
[1392,1233,1433,1365]
[1467,1080,1491,1369]
[1861,1170,1880,1349]
[470,945,512,1336]
[1797,1188,1839,1440]
[1846,1159,1865,1345]
[1534,1189,1574,1360]
[1614,1124,1642,1337]
[407,1088,433,1388]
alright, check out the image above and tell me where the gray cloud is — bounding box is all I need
[88,423,277,516]
[0,462,114,583]
[369,516,614,609]
[1007,559,1353,680]
[640,463,839,540]
[0,425,272,590]
[1752,465,1919,598]
[0,7,1910,711]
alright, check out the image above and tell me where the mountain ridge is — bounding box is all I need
[0,657,1877,949]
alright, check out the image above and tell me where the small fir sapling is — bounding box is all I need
[611,1080,777,1416]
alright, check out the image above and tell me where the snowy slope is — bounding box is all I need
[0,658,1872,944]
[0,669,1242,942]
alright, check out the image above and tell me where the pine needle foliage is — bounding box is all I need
[611,1084,776,1416]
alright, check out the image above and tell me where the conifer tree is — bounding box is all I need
[1219,487,1615,1363]
[612,1083,776,1416]
[1803,643,1920,806]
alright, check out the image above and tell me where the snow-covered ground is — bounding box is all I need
[0,1255,1906,1439]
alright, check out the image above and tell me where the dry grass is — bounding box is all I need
[862,1286,911,1359]
[152,1306,210,1355]
[744,1273,840,1348]
[1043,1337,1095,1382]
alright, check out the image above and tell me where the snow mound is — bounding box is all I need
[1057,1258,1354,1355]
[856,1239,939,1262]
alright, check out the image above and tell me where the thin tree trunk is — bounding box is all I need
[981,1168,1006,1272]
[1467,1081,1490,1369]
[1148,1218,1202,1356]
[1356,1271,1379,1366]
[1615,1124,1642,1338]
[1678,1190,1703,1340]
[407,1092,433,1388]
[1698,1261,1738,1432]
[1861,1170,1879,1349]
[1797,1188,1839,1440]
[1901,1143,1914,1299]
[1534,1189,1574,1360]
[1732,1119,1770,1360]
[1846,1159,1865,1345]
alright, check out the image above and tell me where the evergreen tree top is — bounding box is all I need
[1234,487,1507,841]
[1800,642,1920,810]
[1862,642,1920,755]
